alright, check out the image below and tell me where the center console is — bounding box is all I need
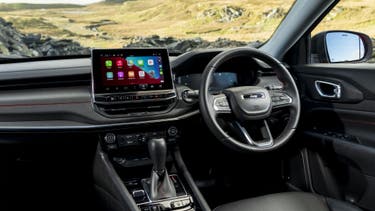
[91,48,177,116]
[91,48,208,211]
[94,124,198,211]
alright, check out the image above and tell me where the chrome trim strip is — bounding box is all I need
[0,110,200,131]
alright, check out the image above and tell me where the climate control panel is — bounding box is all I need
[101,126,180,152]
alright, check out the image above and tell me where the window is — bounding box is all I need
[312,0,375,63]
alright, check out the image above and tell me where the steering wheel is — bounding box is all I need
[199,47,300,152]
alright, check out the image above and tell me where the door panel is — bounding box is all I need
[294,63,375,211]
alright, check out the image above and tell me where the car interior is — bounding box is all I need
[0,0,374,211]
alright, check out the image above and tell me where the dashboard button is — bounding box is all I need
[137,135,147,143]
[181,199,191,206]
[139,84,148,90]
[106,144,117,150]
[95,96,106,102]
[168,126,178,137]
[104,133,116,144]
[132,189,145,198]
[141,207,150,211]
[118,95,125,101]
[109,96,117,102]
[171,201,183,209]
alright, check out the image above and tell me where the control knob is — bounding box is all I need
[104,133,116,144]
[168,126,178,137]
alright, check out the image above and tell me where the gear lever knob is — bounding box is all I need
[148,138,167,173]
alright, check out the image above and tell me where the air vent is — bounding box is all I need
[0,74,90,90]
[95,98,176,116]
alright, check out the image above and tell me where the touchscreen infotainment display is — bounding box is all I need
[92,48,173,94]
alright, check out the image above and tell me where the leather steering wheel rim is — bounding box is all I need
[199,47,301,152]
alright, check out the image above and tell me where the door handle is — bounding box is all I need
[314,80,341,99]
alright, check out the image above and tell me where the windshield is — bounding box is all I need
[0,0,295,57]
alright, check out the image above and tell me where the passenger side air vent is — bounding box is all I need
[0,74,90,90]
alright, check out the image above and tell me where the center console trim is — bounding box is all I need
[93,89,177,105]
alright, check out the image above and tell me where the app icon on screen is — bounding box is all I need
[149,70,155,78]
[117,71,124,79]
[106,72,114,80]
[128,59,134,66]
[147,59,154,66]
[128,71,135,78]
[138,71,145,78]
[137,60,144,67]
[105,60,112,69]
[116,60,124,68]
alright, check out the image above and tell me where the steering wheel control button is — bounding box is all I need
[104,133,116,144]
[213,95,231,113]
[271,92,292,107]
[265,84,283,90]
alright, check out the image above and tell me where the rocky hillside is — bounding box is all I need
[0,14,373,60]
[125,35,261,54]
[0,18,89,57]
[0,0,294,49]
[0,17,260,57]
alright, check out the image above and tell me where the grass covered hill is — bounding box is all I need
[0,0,373,49]
[0,3,82,11]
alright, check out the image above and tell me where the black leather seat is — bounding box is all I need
[214,192,362,211]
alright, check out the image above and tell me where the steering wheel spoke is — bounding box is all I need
[212,94,232,114]
[270,91,293,109]
[232,120,274,148]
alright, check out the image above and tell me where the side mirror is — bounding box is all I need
[311,31,373,63]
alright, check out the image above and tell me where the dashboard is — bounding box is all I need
[0,49,281,131]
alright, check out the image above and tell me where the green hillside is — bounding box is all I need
[0,0,373,49]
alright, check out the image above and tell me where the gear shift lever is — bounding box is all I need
[149,138,167,174]
[147,138,176,200]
